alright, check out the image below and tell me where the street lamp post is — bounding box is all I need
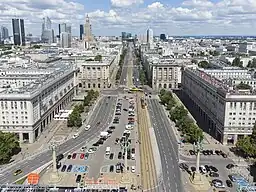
[48,142,62,184]
[190,139,205,185]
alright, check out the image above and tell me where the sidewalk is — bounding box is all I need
[1,97,101,171]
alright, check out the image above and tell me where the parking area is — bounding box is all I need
[180,159,238,192]
[56,94,140,187]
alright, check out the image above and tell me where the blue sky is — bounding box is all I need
[1,0,256,36]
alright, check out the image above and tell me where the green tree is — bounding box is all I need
[236,136,256,157]
[94,55,102,62]
[198,61,210,68]
[169,105,188,122]
[232,57,243,67]
[0,132,20,164]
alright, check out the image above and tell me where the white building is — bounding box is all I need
[0,58,75,143]
[182,67,256,145]
[60,32,71,48]
[146,28,153,49]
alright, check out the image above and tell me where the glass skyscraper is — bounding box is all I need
[12,19,25,46]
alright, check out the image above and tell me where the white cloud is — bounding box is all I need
[1,0,256,36]
[110,0,143,7]
[182,0,214,8]
[148,2,164,10]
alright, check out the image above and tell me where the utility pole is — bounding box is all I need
[48,142,62,184]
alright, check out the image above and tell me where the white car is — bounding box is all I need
[131,166,136,173]
[199,165,207,174]
[131,154,135,160]
[85,125,91,130]
[80,146,87,152]
[73,133,79,139]
[87,148,95,154]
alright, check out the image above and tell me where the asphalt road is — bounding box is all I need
[148,99,184,192]
[120,43,134,86]
[0,96,117,184]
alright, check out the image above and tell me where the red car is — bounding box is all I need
[80,153,85,159]
[72,153,77,159]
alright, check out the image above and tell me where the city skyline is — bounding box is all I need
[0,0,256,36]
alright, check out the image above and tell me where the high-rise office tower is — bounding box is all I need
[12,19,25,46]
[160,34,166,41]
[66,26,71,34]
[146,28,153,48]
[1,26,9,40]
[84,14,93,49]
[58,23,67,36]
[41,17,54,44]
[80,24,84,40]
[60,32,71,48]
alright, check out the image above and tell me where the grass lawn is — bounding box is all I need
[15,177,27,184]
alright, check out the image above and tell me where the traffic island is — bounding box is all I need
[189,173,210,191]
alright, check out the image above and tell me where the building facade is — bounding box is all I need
[182,67,256,145]
[60,32,71,48]
[12,19,25,46]
[0,60,75,143]
[80,24,84,40]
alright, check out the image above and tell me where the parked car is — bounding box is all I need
[209,166,218,172]
[67,154,72,159]
[72,153,77,159]
[84,153,89,160]
[80,153,85,159]
[61,165,67,172]
[226,164,235,169]
[67,165,73,172]
[76,175,81,183]
[209,172,219,177]
[109,165,114,172]
[118,152,122,159]
[226,180,233,187]
[109,153,114,160]
[189,150,195,155]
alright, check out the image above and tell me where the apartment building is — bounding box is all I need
[76,55,117,89]
[0,58,75,143]
[151,59,186,90]
[182,67,256,145]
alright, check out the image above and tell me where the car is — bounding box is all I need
[72,153,77,159]
[178,163,187,171]
[80,146,87,152]
[76,175,82,183]
[92,142,99,147]
[80,153,85,159]
[226,164,235,169]
[127,154,131,160]
[73,133,79,139]
[97,121,100,125]
[226,180,233,187]
[209,172,219,177]
[131,166,136,173]
[88,148,95,154]
[56,154,64,161]
[67,165,73,172]
[109,153,114,160]
[212,179,225,188]
[13,169,22,176]
[131,154,135,160]
[118,152,122,159]
[123,108,128,111]
[210,166,218,172]
[199,165,207,174]
[204,165,210,172]
[109,165,114,172]
[131,148,135,154]
[190,166,196,172]
[109,126,115,130]
[221,153,227,158]
[57,161,62,169]
[84,153,89,160]
[61,165,67,172]
[85,125,91,130]
[189,150,195,155]
[67,154,72,159]
[107,130,113,134]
